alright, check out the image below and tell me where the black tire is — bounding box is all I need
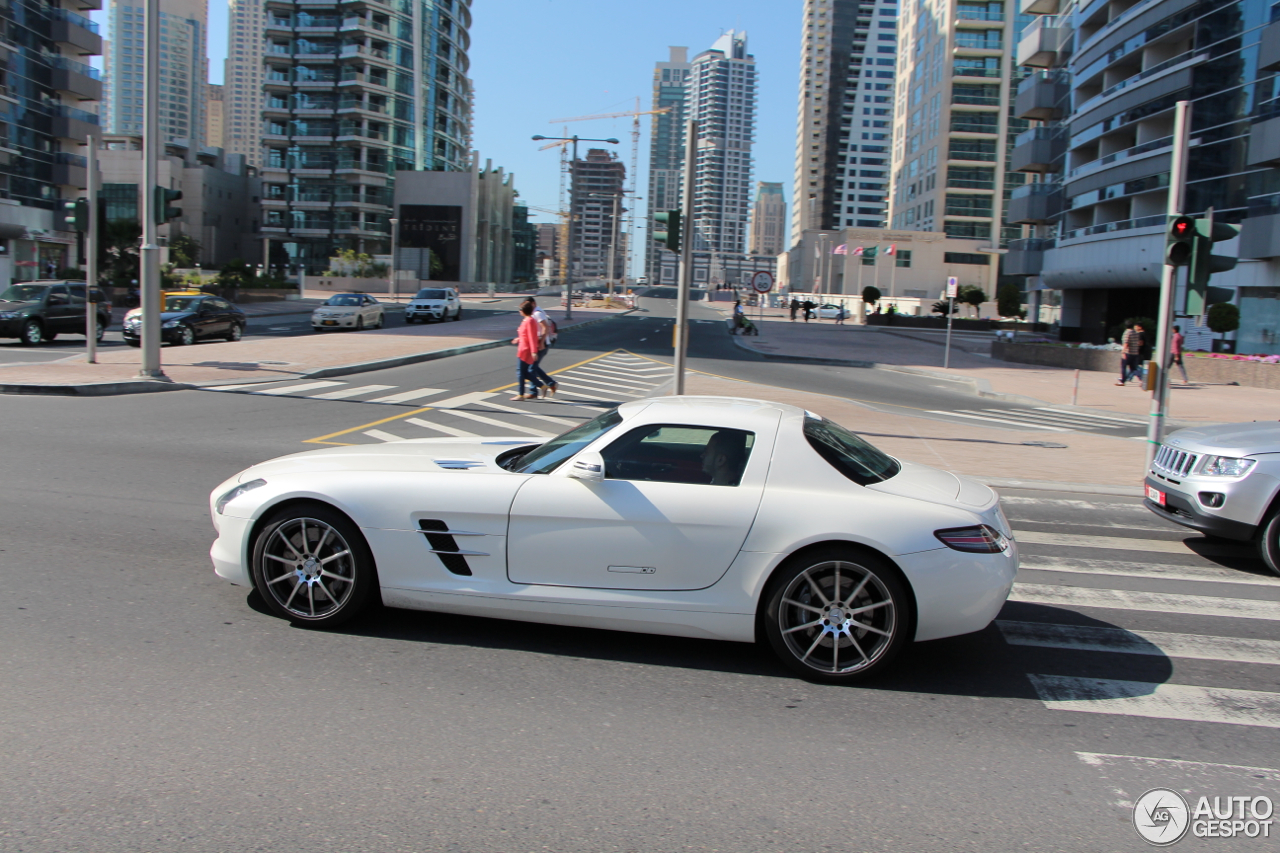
[176,325,195,346]
[19,320,45,346]
[404,316,416,324]
[453,307,462,321]
[251,503,378,628]
[226,322,243,342]
[763,547,912,683]
[126,339,140,347]
[374,313,384,329]
[355,316,364,331]
[96,319,107,342]
[1260,510,1280,577]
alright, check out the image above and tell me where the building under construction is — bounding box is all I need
[570,149,626,283]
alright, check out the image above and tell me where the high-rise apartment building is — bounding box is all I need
[886,1,1031,257]
[570,148,626,282]
[644,46,691,281]
[223,0,266,167]
[259,0,474,274]
[205,83,224,149]
[789,0,899,246]
[0,1,102,282]
[1008,0,1279,354]
[103,0,207,144]
[749,182,787,256]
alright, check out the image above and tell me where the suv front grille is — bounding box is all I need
[1152,445,1199,479]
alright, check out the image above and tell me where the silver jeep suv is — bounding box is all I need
[1144,421,1280,575]
[404,287,461,323]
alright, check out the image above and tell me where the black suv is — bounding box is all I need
[0,281,110,345]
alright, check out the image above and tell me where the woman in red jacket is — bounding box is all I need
[511,302,545,400]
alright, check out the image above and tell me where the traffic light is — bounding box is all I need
[653,208,681,253]
[60,198,89,233]
[1165,215,1195,266]
[153,186,182,224]
[1187,216,1240,315]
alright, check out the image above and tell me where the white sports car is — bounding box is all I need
[209,396,1018,681]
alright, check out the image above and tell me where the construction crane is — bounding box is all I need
[550,100,672,282]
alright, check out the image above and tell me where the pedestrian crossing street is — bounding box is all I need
[928,405,1144,435]
[1000,493,1280,730]
[205,351,673,445]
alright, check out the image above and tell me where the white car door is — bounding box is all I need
[506,416,777,591]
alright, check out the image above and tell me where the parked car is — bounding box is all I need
[817,303,847,320]
[404,287,461,323]
[311,293,384,331]
[122,292,246,347]
[0,281,110,346]
[209,396,1018,682]
[1145,421,1280,575]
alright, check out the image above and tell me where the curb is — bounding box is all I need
[1,311,631,397]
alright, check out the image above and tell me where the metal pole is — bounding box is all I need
[388,217,399,301]
[137,0,164,378]
[565,137,578,320]
[944,295,955,369]
[85,134,98,363]
[1146,100,1191,467]
[1071,369,1080,407]
[605,193,618,298]
[673,119,697,395]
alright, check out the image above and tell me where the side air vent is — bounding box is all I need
[434,459,486,470]
[417,519,488,576]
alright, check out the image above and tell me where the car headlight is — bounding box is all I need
[124,316,141,328]
[0,311,20,319]
[163,319,183,328]
[1200,455,1256,477]
[935,524,1010,553]
[215,478,267,514]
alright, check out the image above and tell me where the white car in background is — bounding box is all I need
[311,293,384,331]
[404,287,461,323]
[208,396,1017,682]
[817,303,848,319]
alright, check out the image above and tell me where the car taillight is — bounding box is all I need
[934,524,1009,553]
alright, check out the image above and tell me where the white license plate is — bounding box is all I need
[1146,484,1165,506]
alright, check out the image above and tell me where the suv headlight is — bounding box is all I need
[1200,456,1256,477]
[0,311,21,319]
[163,319,183,328]
[215,478,267,514]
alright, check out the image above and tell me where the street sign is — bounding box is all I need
[945,276,958,298]
[751,271,774,294]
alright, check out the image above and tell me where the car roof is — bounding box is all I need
[618,395,807,422]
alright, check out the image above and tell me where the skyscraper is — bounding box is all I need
[223,0,266,167]
[789,0,899,247]
[259,0,474,274]
[570,149,626,282]
[749,182,787,257]
[205,83,224,150]
[644,46,691,282]
[103,0,207,144]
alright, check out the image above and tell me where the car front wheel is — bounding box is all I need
[226,322,243,342]
[175,325,195,346]
[19,320,44,346]
[251,504,378,627]
[1260,510,1280,577]
[355,316,364,331]
[96,319,107,342]
[764,548,911,683]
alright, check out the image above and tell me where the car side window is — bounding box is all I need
[69,285,86,304]
[600,425,754,486]
[210,298,231,310]
[47,285,69,305]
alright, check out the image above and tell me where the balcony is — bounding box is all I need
[1020,0,1060,13]
[1260,20,1280,73]
[49,57,102,101]
[1007,182,1063,224]
[49,8,103,55]
[1011,127,1064,172]
[50,105,100,143]
[1016,16,1068,68]
[1248,104,1280,167]
[1240,194,1280,259]
[51,161,87,188]
[1004,237,1056,276]
[1015,71,1068,120]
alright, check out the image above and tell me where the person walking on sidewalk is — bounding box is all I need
[523,297,557,397]
[1169,324,1190,384]
[789,298,799,321]
[1117,322,1145,386]
[511,302,545,401]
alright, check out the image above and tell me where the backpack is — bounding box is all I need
[545,317,558,345]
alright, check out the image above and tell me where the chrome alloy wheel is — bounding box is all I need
[774,559,898,676]
[260,516,357,620]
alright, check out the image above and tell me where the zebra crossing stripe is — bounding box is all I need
[443,409,555,437]
[1016,530,1239,555]
[1034,407,1144,426]
[997,620,1280,664]
[1026,675,1280,729]
[430,392,497,409]
[1076,752,1280,778]
[559,376,649,393]
[208,381,288,391]
[929,411,1071,431]
[558,381,643,398]
[554,387,622,402]
[366,387,448,404]
[253,381,346,395]
[310,384,397,400]
[475,400,580,426]
[975,409,1123,429]
[363,429,405,442]
[1018,557,1280,587]
[1010,583,1280,621]
[405,418,480,438]
[1000,496,1150,513]
[569,369,661,390]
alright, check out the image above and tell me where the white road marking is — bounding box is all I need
[554,387,622,402]
[363,429,405,442]
[475,400,580,426]
[309,384,397,400]
[443,409,555,437]
[366,387,448,404]
[207,381,286,391]
[1034,407,1145,426]
[1018,558,1279,587]
[976,409,1122,429]
[1016,530,1239,554]
[252,381,346,395]
[558,381,643,397]
[1000,496,1147,512]
[405,418,480,438]
[1010,583,1280,621]
[559,375,649,391]
[1027,675,1280,729]
[430,392,497,409]
[998,620,1280,664]
[569,369,660,390]
[929,410,1070,431]
[1076,752,1280,778]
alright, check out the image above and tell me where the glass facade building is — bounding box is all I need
[103,0,206,144]
[644,46,690,281]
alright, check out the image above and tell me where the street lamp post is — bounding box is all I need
[532,134,619,320]
[388,217,399,302]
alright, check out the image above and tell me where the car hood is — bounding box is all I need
[0,299,40,312]
[409,299,448,306]
[1164,421,1280,457]
[866,459,995,510]
[237,436,542,481]
[314,305,359,312]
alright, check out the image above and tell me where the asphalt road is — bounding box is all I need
[1,299,1276,851]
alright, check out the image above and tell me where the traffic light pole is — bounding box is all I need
[1147,99,1191,468]
[672,119,697,395]
[138,0,165,379]
[85,135,97,364]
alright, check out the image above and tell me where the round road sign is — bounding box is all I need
[751,271,774,294]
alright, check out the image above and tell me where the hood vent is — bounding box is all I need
[433,459,486,470]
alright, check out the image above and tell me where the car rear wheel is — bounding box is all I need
[1260,510,1280,577]
[251,504,378,627]
[764,548,911,683]
[176,325,195,346]
[19,320,45,346]
[454,307,462,321]
[374,313,383,329]
[226,322,243,342]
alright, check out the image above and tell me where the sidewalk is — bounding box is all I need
[726,312,1280,425]
[0,305,625,395]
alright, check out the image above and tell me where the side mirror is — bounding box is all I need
[567,450,605,484]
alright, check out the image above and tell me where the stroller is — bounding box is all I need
[728,315,759,336]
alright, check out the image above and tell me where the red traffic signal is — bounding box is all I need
[1166,215,1195,266]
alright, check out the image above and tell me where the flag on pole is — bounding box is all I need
[852,246,864,256]
[863,246,878,259]
[885,244,896,255]
[833,244,847,255]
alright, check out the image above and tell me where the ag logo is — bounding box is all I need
[1134,788,1191,845]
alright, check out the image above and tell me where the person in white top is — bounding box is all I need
[522,297,557,397]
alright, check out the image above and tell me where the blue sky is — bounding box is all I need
[111,1,801,236]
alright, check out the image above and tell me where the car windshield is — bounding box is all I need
[415,289,448,299]
[325,295,363,306]
[0,284,50,302]
[511,408,624,475]
[164,296,204,312]
[803,414,900,485]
